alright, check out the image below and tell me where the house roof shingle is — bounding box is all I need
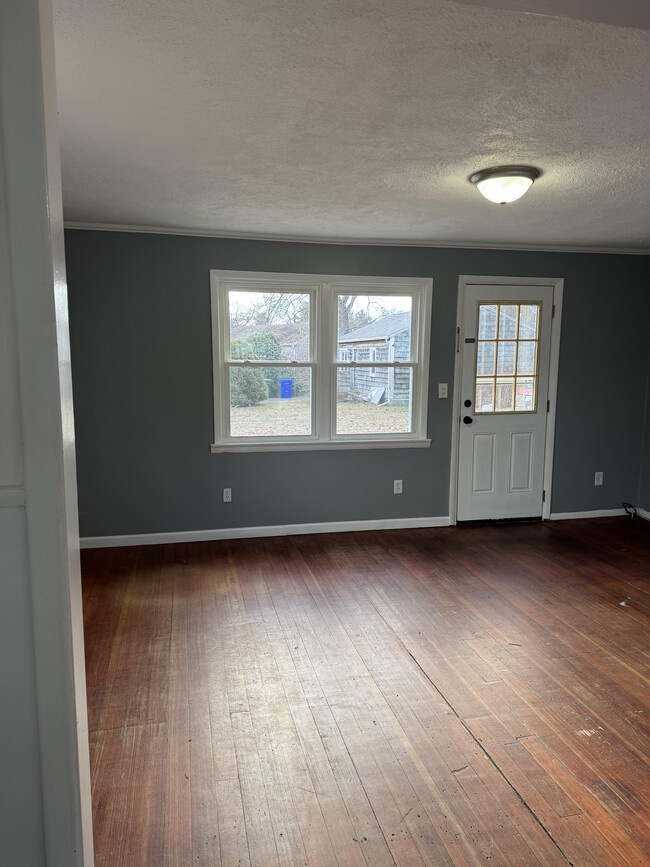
[338,312,411,343]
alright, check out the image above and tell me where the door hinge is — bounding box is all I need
[552,304,556,318]
[456,326,461,353]
[542,490,546,502]
[547,399,550,412]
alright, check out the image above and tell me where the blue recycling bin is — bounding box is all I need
[279,378,293,399]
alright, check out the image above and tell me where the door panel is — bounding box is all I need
[457,284,555,521]
[509,431,533,491]
[472,433,496,493]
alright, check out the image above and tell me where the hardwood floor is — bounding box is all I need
[82,517,650,866]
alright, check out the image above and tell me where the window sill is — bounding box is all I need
[210,438,431,454]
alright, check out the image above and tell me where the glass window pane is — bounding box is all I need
[497,341,516,375]
[336,366,412,434]
[518,305,539,339]
[517,341,537,375]
[476,341,496,376]
[337,295,412,362]
[496,378,514,411]
[229,367,311,437]
[498,305,518,339]
[475,380,494,413]
[478,304,497,339]
[515,377,536,412]
[229,290,310,361]
[474,302,541,414]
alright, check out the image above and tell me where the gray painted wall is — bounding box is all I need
[65,229,650,536]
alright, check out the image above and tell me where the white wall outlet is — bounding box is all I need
[594,472,603,486]
[438,382,448,399]
[223,487,232,502]
[394,479,403,494]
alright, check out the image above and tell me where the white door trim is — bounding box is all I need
[449,275,564,524]
[1,0,94,862]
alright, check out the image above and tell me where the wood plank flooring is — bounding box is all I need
[82,517,650,866]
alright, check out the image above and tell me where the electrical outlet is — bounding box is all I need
[438,382,448,399]
[594,472,603,486]
[394,479,403,495]
[223,487,232,502]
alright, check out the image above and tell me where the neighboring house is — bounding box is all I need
[337,312,411,404]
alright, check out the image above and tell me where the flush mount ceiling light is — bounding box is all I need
[469,165,541,204]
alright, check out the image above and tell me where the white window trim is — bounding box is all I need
[210,270,433,452]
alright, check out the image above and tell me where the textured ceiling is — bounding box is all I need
[53,0,650,250]
[452,0,650,30]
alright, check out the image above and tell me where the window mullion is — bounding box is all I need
[334,361,410,368]
[226,362,316,368]
[315,283,332,440]
[212,274,227,443]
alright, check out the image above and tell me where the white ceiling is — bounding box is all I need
[53,0,650,251]
[452,0,650,30]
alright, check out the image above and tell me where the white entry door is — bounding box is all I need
[456,281,559,521]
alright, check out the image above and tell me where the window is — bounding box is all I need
[474,303,540,413]
[210,271,432,452]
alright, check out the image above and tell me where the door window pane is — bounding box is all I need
[517,341,537,375]
[478,304,497,339]
[515,377,536,411]
[475,302,541,413]
[229,367,311,437]
[495,379,514,411]
[476,379,494,412]
[498,305,518,339]
[497,341,516,375]
[518,305,538,338]
[476,341,495,376]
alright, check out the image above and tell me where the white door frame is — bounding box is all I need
[449,275,564,524]
[1,0,94,862]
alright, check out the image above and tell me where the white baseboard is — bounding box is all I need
[80,516,451,549]
[637,508,650,522]
[549,508,627,520]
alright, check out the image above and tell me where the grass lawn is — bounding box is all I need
[230,398,410,437]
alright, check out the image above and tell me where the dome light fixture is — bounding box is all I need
[469,165,541,204]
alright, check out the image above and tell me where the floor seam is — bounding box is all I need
[399,639,575,866]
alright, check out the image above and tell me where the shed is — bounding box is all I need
[337,312,411,404]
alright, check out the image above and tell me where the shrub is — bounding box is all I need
[230,339,268,406]
[248,332,282,397]
[247,332,281,361]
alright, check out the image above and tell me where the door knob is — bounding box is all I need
[464,399,472,407]
[463,416,473,425]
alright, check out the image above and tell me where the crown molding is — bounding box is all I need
[63,221,650,256]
